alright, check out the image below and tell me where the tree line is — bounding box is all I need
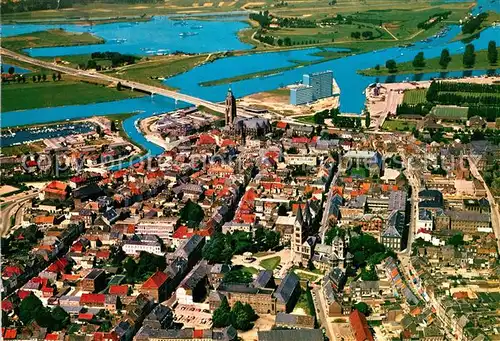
[202,229,280,264]
[212,297,258,331]
[417,11,451,30]
[461,12,488,35]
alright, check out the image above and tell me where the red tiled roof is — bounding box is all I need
[292,137,310,144]
[3,328,17,339]
[453,291,468,299]
[70,176,86,184]
[80,293,106,305]
[96,250,110,259]
[2,299,13,312]
[276,121,288,129]
[349,310,374,341]
[78,313,94,320]
[94,331,119,341]
[3,266,22,277]
[197,134,217,145]
[34,215,55,225]
[45,333,60,340]
[109,285,129,296]
[18,290,31,300]
[44,181,68,196]
[142,271,168,289]
[193,329,204,338]
[47,258,69,273]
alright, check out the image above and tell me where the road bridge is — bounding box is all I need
[1,48,253,117]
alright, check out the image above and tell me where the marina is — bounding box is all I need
[1,122,95,148]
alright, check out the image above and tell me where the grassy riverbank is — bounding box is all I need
[107,54,211,90]
[1,29,104,53]
[2,79,144,112]
[359,48,500,76]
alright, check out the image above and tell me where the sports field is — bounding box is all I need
[403,89,428,105]
[430,105,469,120]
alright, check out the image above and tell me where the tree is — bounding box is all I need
[57,73,62,81]
[117,81,122,91]
[439,48,451,68]
[42,74,47,82]
[412,52,425,68]
[231,301,253,331]
[212,296,231,327]
[243,303,258,322]
[447,233,464,246]
[8,66,15,75]
[37,74,41,82]
[463,44,476,68]
[385,59,397,72]
[95,124,102,136]
[52,73,57,81]
[277,204,288,216]
[50,306,70,331]
[124,257,137,279]
[110,120,117,132]
[487,40,498,65]
[354,302,370,316]
[179,200,205,228]
[284,37,292,46]
[32,75,37,82]
[19,294,44,324]
[277,38,283,46]
[374,64,380,71]
[365,110,371,128]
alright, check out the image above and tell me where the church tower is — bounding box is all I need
[225,88,237,126]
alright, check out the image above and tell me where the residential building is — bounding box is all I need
[381,210,406,251]
[141,271,169,303]
[122,240,163,256]
[81,269,106,293]
[290,85,313,105]
[135,217,177,243]
[303,70,333,100]
[349,310,374,341]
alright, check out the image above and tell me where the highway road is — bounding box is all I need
[0,191,38,236]
[467,157,500,253]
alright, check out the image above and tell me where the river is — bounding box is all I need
[0,1,499,167]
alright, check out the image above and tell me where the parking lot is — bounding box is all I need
[174,303,212,329]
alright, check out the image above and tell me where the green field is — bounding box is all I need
[40,54,113,69]
[108,55,210,90]
[1,29,104,52]
[1,80,144,112]
[403,89,428,105]
[360,47,500,76]
[259,256,281,270]
[382,119,417,131]
[430,105,469,120]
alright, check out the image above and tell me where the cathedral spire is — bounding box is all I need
[225,87,237,126]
